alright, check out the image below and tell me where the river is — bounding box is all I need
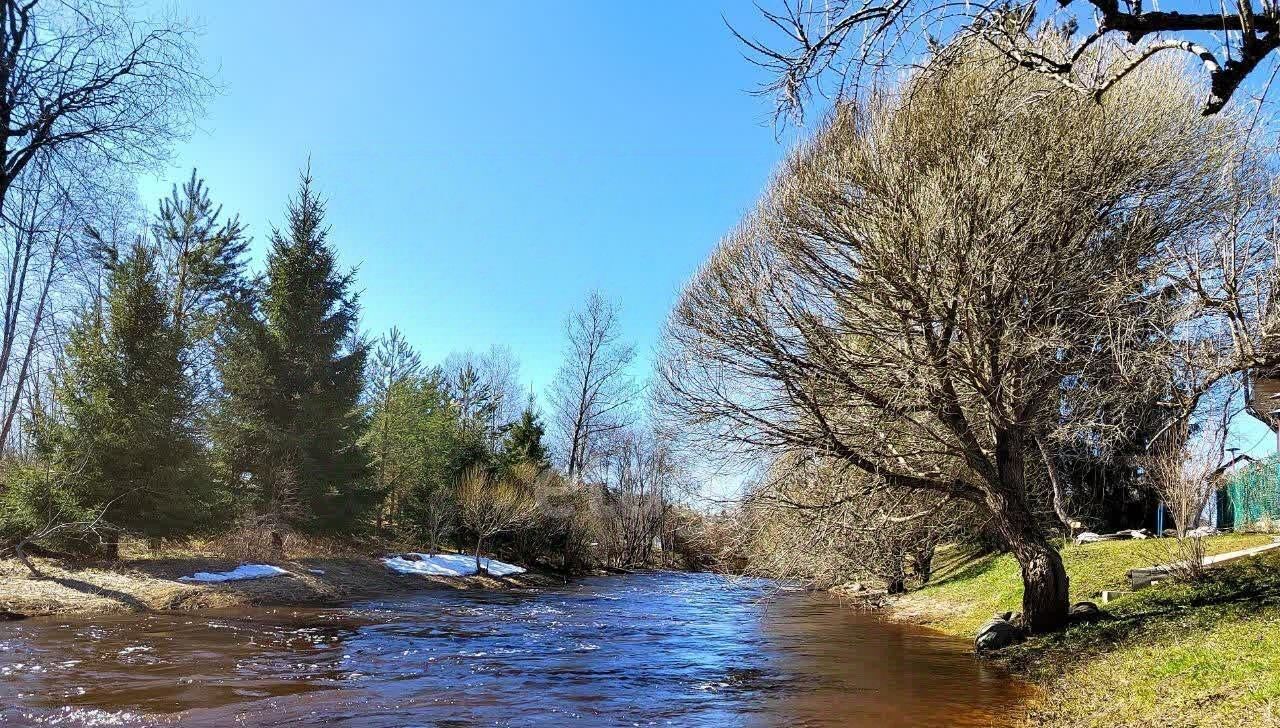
[0,572,1029,727]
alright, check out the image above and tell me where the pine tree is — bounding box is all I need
[364,328,424,533]
[152,169,251,339]
[41,241,214,550]
[503,398,549,470]
[213,168,373,534]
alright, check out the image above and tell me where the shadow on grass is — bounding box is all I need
[1002,555,1280,673]
[927,550,1004,588]
[46,576,150,612]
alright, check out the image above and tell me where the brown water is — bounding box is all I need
[0,573,1029,727]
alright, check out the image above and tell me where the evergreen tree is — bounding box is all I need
[503,398,549,470]
[364,328,425,533]
[213,168,373,534]
[152,169,251,339]
[41,241,215,548]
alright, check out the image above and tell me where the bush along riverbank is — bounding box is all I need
[0,541,564,618]
[879,533,1280,727]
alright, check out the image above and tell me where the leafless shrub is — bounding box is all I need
[594,428,685,569]
[456,466,540,574]
[1141,423,1228,579]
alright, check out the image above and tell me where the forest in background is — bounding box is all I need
[0,1,701,573]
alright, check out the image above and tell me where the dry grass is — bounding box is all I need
[0,536,558,617]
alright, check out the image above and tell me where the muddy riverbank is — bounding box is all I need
[0,553,562,617]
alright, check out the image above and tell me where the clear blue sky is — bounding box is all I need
[135,1,1277,461]
[137,1,794,404]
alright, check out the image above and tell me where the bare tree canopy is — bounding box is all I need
[550,290,638,483]
[735,0,1280,120]
[658,42,1271,632]
[0,0,210,211]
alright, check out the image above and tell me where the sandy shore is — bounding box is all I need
[0,553,564,618]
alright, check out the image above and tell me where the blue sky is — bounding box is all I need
[137,1,793,406]
[134,1,1278,460]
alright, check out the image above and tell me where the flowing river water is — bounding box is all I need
[0,572,1030,727]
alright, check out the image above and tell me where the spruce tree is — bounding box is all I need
[42,241,214,548]
[503,399,549,470]
[214,168,373,534]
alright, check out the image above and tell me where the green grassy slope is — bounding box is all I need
[890,534,1280,728]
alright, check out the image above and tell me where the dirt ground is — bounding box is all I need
[0,551,564,618]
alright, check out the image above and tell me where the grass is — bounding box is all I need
[889,533,1280,728]
[894,532,1273,635]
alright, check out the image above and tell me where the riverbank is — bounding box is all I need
[882,533,1279,727]
[0,547,562,618]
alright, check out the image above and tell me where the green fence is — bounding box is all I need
[1224,456,1280,529]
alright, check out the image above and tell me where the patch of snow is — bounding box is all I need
[307,569,326,575]
[178,564,289,583]
[383,553,525,577]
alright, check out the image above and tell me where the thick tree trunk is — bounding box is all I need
[475,538,486,575]
[991,431,1070,633]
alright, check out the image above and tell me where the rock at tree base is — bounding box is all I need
[975,616,1024,652]
[1069,601,1103,622]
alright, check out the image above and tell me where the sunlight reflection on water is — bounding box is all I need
[0,572,1029,727]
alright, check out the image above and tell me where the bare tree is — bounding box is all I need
[550,291,637,484]
[0,0,209,211]
[734,0,1280,122]
[597,427,684,568]
[658,44,1260,632]
[455,466,539,574]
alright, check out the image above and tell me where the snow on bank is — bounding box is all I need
[383,553,525,577]
[178,564,290,583]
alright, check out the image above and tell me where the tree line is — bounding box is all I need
[0,0,695,572]
[1,165,694,571]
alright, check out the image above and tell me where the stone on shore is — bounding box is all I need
[975,615,1024,652]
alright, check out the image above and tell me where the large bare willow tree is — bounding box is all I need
[658,45,1266,632]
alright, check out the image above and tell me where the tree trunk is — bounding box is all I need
[103,532,120,562]
[886,554,907,594]
[912,544,935,585]
[992,431,1070,633]
[1036,436,1074,535]
[475,537,485,575]
[270,530,284,560]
